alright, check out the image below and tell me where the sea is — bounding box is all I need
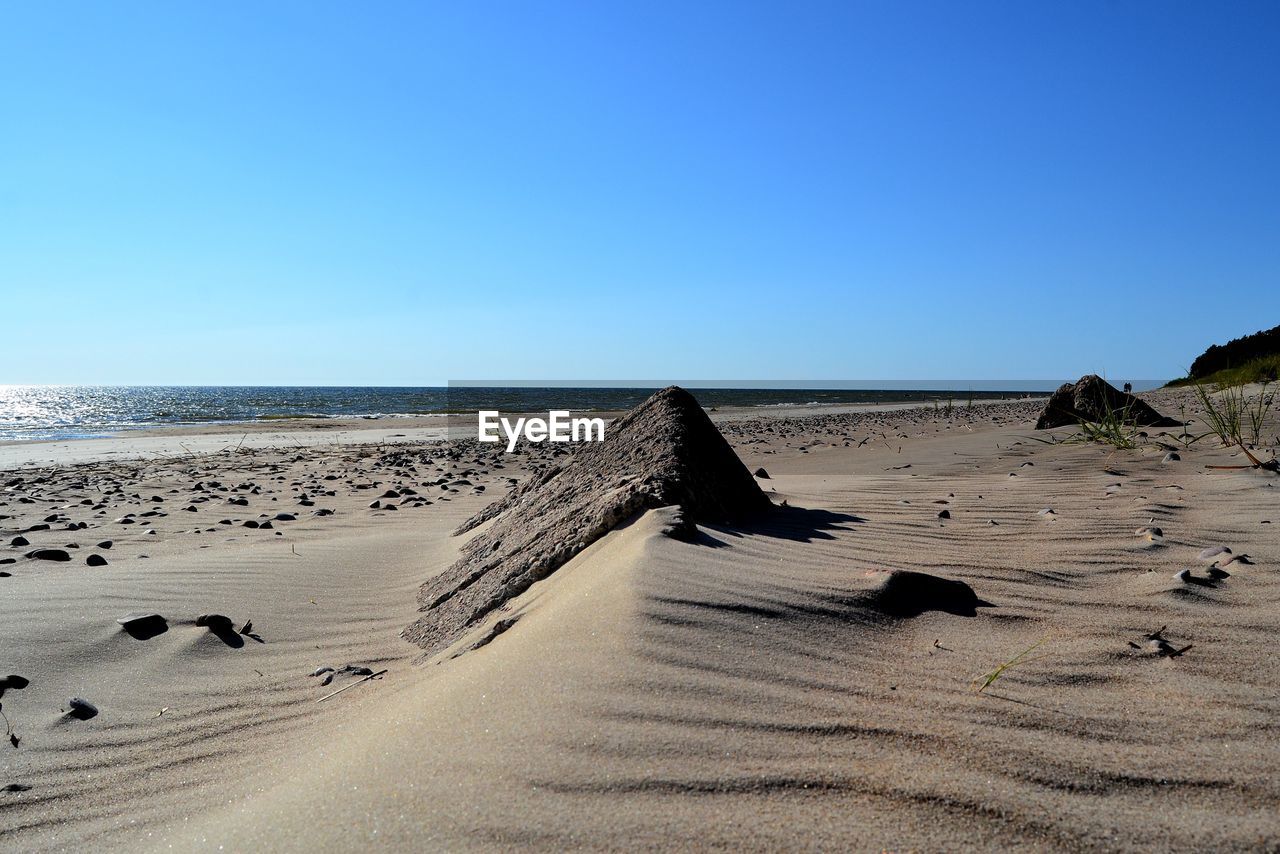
[0,383,1104,443]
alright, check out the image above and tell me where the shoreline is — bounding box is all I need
[0,396,1050,469]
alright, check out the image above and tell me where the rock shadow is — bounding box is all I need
[703,504,865,544]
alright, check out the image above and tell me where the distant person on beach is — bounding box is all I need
[1123,382,1132,394]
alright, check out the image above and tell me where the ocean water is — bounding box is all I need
[0,384,1060,443]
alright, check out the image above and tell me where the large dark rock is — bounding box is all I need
[26,548,71,562]
[865,570,988,618]
[404,386,771,654]
[1035,375,1177,430]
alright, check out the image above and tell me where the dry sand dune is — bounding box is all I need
[3,389,1279,850]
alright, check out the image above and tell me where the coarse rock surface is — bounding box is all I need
[1035,374,1177,430]
[403,386,771,654]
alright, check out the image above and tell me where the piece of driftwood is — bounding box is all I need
[1205,445,1280,472]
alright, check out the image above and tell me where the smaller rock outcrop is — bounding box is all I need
[1035,375,1177,430]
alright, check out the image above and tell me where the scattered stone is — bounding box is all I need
[85,554,108,567]
[309,663,375,687]
[66,698,98,720]
[1128,626,1192,658]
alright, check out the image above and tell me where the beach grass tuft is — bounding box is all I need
[1073,394,1140,449]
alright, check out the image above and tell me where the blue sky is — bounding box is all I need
[2,1,1277,385]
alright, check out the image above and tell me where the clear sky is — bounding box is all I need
[2,1,1277,385]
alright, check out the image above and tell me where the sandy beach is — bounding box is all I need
[8,1,1277,847]
[3,385,1277,851]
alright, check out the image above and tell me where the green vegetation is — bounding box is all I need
[1073,394,1142,449]
[1191,379,1275,447]
[973,636,1051,694]
[1193,381,1245,446]
[1188,324,1280,378]
[1247,382,1276,447]
[1166,353,1280,388]
[1167,323,1280,388]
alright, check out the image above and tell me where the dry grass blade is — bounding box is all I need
[973,636,1050,694]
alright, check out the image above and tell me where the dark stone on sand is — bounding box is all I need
[754,468,770,479]
[85,554,108,567]
[1035,375,1177,430]
[404,386,771,654]
[10,536,29,547]
[196,613,244,647]
[243,520,259,528]
[866,570,988,617]
[0,674,29,698]
[27,548,71,562]
[936,509,950,519]
[274,512,296,521]
[196,613,235,632]
[117,612,168,639]
[66,697,98,720]
[97,540,113,549]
